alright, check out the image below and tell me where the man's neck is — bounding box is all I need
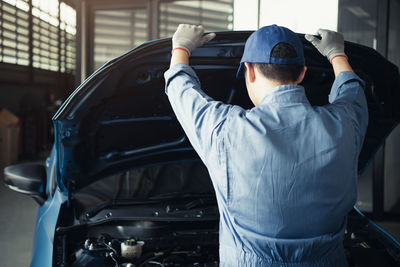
[254,79,298,106]
[265,79,290,91]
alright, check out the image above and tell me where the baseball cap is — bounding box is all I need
[237,24,305,78]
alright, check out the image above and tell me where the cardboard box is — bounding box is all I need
[0,108,20,167]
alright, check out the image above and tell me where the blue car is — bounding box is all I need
[3,32,400,267]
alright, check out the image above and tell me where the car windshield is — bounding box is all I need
[74,160,215,209]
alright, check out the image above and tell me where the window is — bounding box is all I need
[60,2,76,72]
[338,0,378,49]
[0,0,30,65]
[388,0,400,67]
[32,0,60,71]
[92,0,234,71]
[94,9,148,70]
[159,0,233,38]
[0,0,76,73]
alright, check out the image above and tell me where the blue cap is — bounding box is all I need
[237,24,305,78]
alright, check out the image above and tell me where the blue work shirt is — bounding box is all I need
[164,63,368,266]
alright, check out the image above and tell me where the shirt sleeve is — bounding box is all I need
[164,63,232,164]
[328,71,369,150]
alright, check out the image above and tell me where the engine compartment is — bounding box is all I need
[71,235,218,267]
[55,220,219,267]
[50,161,400,267]
[52,210,400,267]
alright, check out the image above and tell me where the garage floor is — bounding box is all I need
[0,169,37,267]
[0,168,400,267]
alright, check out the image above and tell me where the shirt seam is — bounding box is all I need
[221,106,239,205]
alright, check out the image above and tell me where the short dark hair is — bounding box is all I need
[247,42,304,83]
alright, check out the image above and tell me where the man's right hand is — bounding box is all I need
[172,24,216,56]
[305,29,346,64]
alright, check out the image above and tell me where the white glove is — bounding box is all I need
[305,29,347,63]
[172,24,216,55]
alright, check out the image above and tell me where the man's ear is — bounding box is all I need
[244,62,256,83]
[296,66,307,84]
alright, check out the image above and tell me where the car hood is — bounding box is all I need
[52,31,400,193]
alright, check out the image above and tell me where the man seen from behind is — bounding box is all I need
[164,24,368,266]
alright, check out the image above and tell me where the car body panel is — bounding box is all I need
[31,188,67,266]
[29,148,67,266]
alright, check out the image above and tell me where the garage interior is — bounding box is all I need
[0,0,399,266]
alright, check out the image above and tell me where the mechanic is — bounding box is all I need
[164,24,368,266]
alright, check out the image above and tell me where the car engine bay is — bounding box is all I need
[71,235,219,267]
[49,161,400,267]
[51,206,400,267]
[55,219,219,267]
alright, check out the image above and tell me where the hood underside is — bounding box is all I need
[52,32,400,193]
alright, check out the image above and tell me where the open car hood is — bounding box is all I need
[52,32,400,193]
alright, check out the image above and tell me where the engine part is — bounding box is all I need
[121,238,145,259]
[84,239,91,249]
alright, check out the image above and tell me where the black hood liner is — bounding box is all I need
[74,160,214,210]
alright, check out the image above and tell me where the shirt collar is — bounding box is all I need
[259,84,309,106]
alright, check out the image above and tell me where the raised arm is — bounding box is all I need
[165,25,233,163]
[306,29,368,149]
